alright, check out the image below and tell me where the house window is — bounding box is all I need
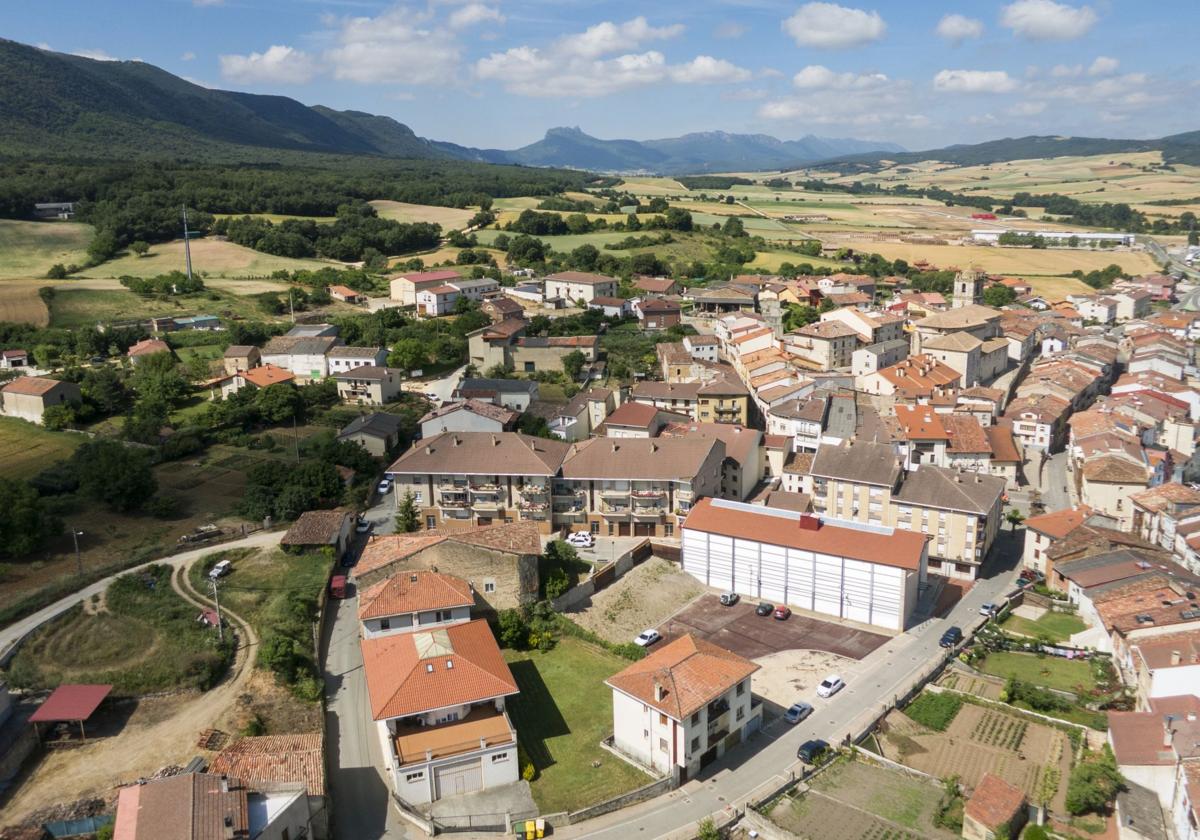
[524,362,536,373]
[491,752,509,763]
[659,737,669,752]
[691,736,700,752]
[691,712,700,726]
[405,771,424,783]
[658,713,667,725]
[426,515,437,529]
[664,523,674,537]
[380,618,391,630]
[643,729,649,739]
[736,707,745,722]
[590,521,601,534]
[736,680,746,696]
[412,490,422,503]
[435,610,452,622]
[484,580,496,593]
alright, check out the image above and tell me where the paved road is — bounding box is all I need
[0,529,283,664]
[402,364,465,405]
[322,580,409,839]
[557,550,1023,839]
[1029,449,1075,511]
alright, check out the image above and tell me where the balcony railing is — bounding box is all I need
[439,498,470,509]
[520,484,549,496]
[470,483,500,493]
[630,488,665,498]
[632,506,665,518]
[471,498,502,511]
[600,505,630,517]
[599,486,630,496]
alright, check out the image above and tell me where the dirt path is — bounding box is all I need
[0,556,261,822]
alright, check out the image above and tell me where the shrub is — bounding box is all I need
[1065,749,1124,815]
[1024,826,1050,840]
[696,818,720,840]
[497,608,529,649]
[904,691,963,731]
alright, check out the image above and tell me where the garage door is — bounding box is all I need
[434,759,482,799]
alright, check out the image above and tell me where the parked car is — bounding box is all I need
[784,701,814,724]
[816,675,845,698]
[634,629,661,647]
[355,517,372,534]
[755,602,773,617]
[719,592,740,607]
[979,602,998,617]
[796,739,829,764]
[939,626,963,648]
[208,559,232,580]
[566,531,595,548]
[773,605,791,621]
[377,477,392,494]
[329,575,347,599]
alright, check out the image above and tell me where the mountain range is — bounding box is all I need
[2,37,1198,175]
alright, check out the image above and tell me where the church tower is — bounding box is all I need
[952,269,984,308]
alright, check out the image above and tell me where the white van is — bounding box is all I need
[209,559,232,579]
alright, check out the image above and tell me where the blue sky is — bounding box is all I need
[5,0,1197,150]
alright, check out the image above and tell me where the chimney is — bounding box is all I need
[224,815,235,840]
[654,680,666,702]
[452,436,460,446]
[798,514,821,531]
[1163,715,1175,749]
[220,776,229,793]
[1171,650,1182,666]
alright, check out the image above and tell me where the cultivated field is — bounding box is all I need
[0,280,50,326]
[770,758,957,840]
[0,219,92,279]
[824,240,1159,276]
[75,237,336,279]
[567,557,703,644]
[369,200,475,229]
[879,700,1072,812]
[0,416,85,479]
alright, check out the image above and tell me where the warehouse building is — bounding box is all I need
[680,498,929,631]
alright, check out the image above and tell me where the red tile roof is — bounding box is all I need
[964,773,1026,829]
[1,376,67,397]
[358,571,474,621]
[360,619,518,720]
[1024,506,1092,539]
[209,733,326,796]
[604,401,660,428]
[895,404,948,440]
[605,634,759,720]
[128,338,171,357]
[242,364,294,388]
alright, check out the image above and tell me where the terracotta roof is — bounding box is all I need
[942,414,990,453]
[874,354,961,396]
[29,684,112,723]
[923,331,982,352]
[634,276,677,294]
[1094,577,1200,634]
[561,436,722,481]
[639,297,680,314]
[328,284,360,297]
[356,533,454,579]
[387,432,569,477]
[1,376,67,397]
[763,490,812,513]
[604,401,661,429]
[1108,695,1200,765]
[1132,628,1200,670]
[605,634,759,721]
[1025,506,1092,539]
[1082,455,1148,485]
[683,497,927,570]
[914,304,1001,330]
[659,422,761,469]
[964,774,1026,829]
[1129,483,1200,514]
[783,452,814,475]
[631,382,701,401]
[281,510,351,547]
[590,296,627,307]
[223,345,257,359]
[985,425,1021,463]
[241,364,294,388]
[358,570,475,621]
[360,619,517,720]
[481,318,527,340]
[895,404,948,440]
[114,772,250,840]
[209,734,326,796]
[792,321,858,340]
[356,522,543,579]
[128,338,171,357]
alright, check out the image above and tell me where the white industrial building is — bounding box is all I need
[971,229,1136,247]
[680,498,929,631]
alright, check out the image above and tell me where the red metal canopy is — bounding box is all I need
[29,684,112,723]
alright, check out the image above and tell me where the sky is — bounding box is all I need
[4,0,1198,151]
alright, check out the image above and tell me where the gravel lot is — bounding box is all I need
[568,557,703,644]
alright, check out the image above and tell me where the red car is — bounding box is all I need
[773,605,791,620]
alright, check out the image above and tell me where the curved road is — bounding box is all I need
[0,530,283,664]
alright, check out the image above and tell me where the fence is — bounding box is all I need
[550,538,654,612]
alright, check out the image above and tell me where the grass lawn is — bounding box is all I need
[76,237,335,279]
[504,638,652,814]
[3,564,232,695]
[0,416,84,479]
[0,219,93,279]
[977,651,1098,693]
[1000,611,1086,642]
[190,547,332,638]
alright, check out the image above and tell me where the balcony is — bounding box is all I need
[600,504,630,518]
[471,497,502,512]
[632,505,665,519]
[630,488,665,499]
[675,488,694,502]
[599,486,631,498]
[520,484,549,497]
[438,497,470,509]
[392,707,515,767]
[518,500,548,513]
[469,482,500,493]
[552,486,584,499]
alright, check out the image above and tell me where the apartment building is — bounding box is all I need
[782,321,858,371]
[327,346,388,374]
[261,335,342,380]
[390,269,463,306]
[808,441,1004,579]
[543,271,619,303]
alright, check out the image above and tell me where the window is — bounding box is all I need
[736,707,745,722]
[483,580,496,593]
[664,523,674,537]
[412,490,423,503]
[405,771,424,783]
[736,680,746,697]
[491,752,509,763]
[659,737,669,752]
[658,713,667,725]
[643,729,649,739]
[691,736,700,752]
[435,610,452,623]
[380,618,391,630]
[590,521,600,534]
[425,515,437,529]
[691,712,700,726]
[524,362,536,373]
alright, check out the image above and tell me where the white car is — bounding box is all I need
[634,629,662,647]
[377,478,392,494]
[355,518,372,534]
[816,675,845,698]
[566,532,595,548]
[980,602,998,617]
[208,559,232,580]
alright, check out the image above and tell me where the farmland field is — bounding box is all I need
[76,237,336,279]
[0,280,51,325]
[0,416,85,479]
[214,212,337,224]
[825,240,1159,276]
[369,200,475,229]
[0,219,93,279]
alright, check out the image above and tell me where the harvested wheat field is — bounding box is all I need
[369,200,475,229]
[76,237,335,279]
[0,280,50,326]
[832,240,1158,276]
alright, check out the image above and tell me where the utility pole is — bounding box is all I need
[293,413,300,463]
[210,578,225,644]
[70,526,84,576]
[289,288,295,324]
[182,205,194,282]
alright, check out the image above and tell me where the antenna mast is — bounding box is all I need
[182,205,194,282]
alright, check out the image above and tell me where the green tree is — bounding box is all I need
[983,285,1017,307]
[388,338,426,372]
[1065,750,1123,815]
[87,230,119,265]
[72,439,158,512]
[130,351,188,404]
[664,207,693,231]
[129,240,150,257]
[41,403,77,431]
[46,263,68,279]
[395,490,420,533]
[81,366,131,415]
[0,477,58,558]
[721,217,745,237]
[255,383,304,424]
[1005,509,1025,530]
[562,350,586,380]
[496,609,528,649]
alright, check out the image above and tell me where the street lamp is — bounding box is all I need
[70,527,84,576]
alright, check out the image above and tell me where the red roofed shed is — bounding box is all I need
[29,684,112,740]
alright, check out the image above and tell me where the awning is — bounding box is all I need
[29,684,113,723]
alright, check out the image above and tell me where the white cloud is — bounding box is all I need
[325,7,462,85]
[1000,0,1097,41]
[792,64,888,90]
[476,17,747,97]
[721,87,769,101]
[72,48,118,61]
[1088,56,1119,76]
[1008,101,1047,116]
[1050,63,1082,77]
[759,75,919,128]
[669,56,752,84]
[781,3,886,49]
[714,22,747,39]
[448,4,504,30]
[559,17,683,60]
[219,45,320,84]
[935,14,983,44]
[181,51,196,61]
[933,69,1018,93]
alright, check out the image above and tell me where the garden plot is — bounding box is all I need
[936,669,1005,700]
[879,701,1072,813]
[769,759,957,840]
[566,557,703,644]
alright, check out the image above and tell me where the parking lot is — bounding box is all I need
[657,595,890,661]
